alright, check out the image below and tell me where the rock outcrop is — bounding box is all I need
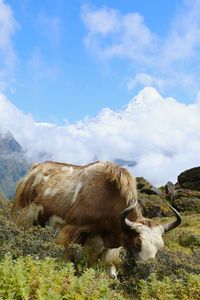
[137,167,200,216]
[137,177,172,218]
[178,167,200,190]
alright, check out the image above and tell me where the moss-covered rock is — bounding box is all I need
[138,193,172,218]
[136,177,173,218]
[179,232,200,248]
[137,177,154,194]
[172,189,200,212]
[178,167,200,190]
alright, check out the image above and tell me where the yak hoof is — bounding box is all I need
[108,265,118,279]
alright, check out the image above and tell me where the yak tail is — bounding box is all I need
[105,163,137,205]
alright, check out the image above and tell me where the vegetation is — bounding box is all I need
[0,256,125,300]
[0,196,200,299]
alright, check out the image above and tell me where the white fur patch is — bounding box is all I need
[139,225,164,260]
[32,173,43,187]
[104,248,122,266]
[71,182,82,205]
[107,265,117,278]
[44,187,61,197]
[83,168,88,176]
[62,166,74,174]
[43,175,50,182]
[44,187,51,197]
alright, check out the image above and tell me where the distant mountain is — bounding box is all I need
[114,158,137,167]
[0,130,30,199]
[1,87,197,186]
[0,131,22,154]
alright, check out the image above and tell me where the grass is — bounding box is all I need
[0,199,199,299]
[160,213,200,254]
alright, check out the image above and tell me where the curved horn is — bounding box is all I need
[120,203,138,231]
[163,204,182,233]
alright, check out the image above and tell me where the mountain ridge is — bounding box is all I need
[0,130,29,198]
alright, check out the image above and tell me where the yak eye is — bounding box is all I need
[133,236,141,251]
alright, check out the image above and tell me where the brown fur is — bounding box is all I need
[105,163,137,205]
[14,203,44,228]
[11,160,146,253]
[47,215,65,229]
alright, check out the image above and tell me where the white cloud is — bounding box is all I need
[0,0,18,90]
[81,5,120,35]
[81,4,157,62]
[1,87,200,186]
[163,0,200,63]
[81,1,200,97]
[126,73,165,90]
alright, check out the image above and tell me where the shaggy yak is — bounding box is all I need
[11,161,181,277]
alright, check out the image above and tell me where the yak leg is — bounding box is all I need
[55,224,90,247]
[83,235,105,266]
[83,236,123,278]
[55,224,91,263]
[100,247,123,278]
[15,202,44,228]
[46,215,65,236]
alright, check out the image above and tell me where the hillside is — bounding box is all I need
[0,166,199,299]
[0,131,29,198]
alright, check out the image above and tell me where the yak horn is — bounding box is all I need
[163,204,182,233]
[120,203,138,231]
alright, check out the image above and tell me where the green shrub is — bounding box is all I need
[138,273,200,300]
[0,215,64,260]
[179,232,200,248]
[0,256,125,300]
[113,248,200,299]
[0,203,64,260]
[0,203,200,300]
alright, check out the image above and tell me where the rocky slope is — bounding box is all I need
[137,166,200,217]
[0,131,29,199]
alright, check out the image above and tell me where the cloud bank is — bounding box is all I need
[81,1,200,99]
[1,87,200,186]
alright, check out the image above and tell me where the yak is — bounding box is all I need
[11,160,181,277]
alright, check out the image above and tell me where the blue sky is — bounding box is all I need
[1,0,200,123]
[1,0,200,184]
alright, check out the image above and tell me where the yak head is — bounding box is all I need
[121,203,181,261]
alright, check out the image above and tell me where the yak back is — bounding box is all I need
[11,161,139,227]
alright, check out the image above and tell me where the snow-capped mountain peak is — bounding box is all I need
[123,87,163,114]
[1,87,200,186]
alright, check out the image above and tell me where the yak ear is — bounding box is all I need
[128,222,145,234]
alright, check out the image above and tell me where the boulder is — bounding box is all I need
[136,177,172,217]
[138,193,172,218]
[171,188,200,213]
[179,232,200,248]
[178,167,200,190]
[137,177,158,195]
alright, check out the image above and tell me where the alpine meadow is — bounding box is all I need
[0,0,200,299]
